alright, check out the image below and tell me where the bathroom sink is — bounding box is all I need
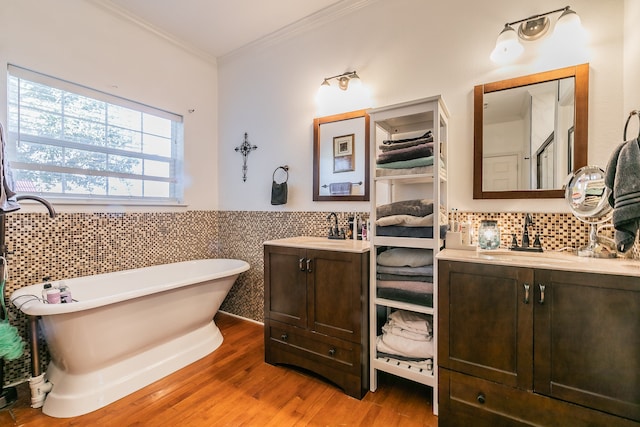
[475,249,574,265]
[264,236,370,253]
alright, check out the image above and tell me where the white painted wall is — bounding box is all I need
[0,0,218,212]
[218,0,626,213]
[1,0,632,215]
[624,0,640,137]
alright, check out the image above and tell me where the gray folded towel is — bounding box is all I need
[604,137,640,252]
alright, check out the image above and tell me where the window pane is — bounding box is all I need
[143,134,172,157]
[143,113,171,137]
[144,159,170,178]
[109,177,142,197]
[15,140,64,164]
[18,109,62,138]
[109,154,142,175]
[108,105,141,131]
[13,170,62,193]
[144,181,170,198]
[64,147,107,170]
[63,117,105,146]
[64,93,105,121]
[66,174,107,195]
[18,80,62,114]
[107,127,142,152]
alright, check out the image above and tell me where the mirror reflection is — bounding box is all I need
[313,110,370,201]
[474,63,589,199]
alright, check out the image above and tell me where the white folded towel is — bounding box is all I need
[387,310,432,335]
[376,334,434,359]
[382,323,431,341]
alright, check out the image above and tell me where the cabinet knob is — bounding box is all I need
[328,348,336,357]
[477,392,486,404]
[280,333,288,341]
[306,258,312,273]
[299,258,306,272]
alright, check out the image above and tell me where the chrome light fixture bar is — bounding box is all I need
[490,6,581,64]
[320,71,360,91]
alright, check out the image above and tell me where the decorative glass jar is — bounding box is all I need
[478,220,500,250]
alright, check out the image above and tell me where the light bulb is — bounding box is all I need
[490,25,524,64]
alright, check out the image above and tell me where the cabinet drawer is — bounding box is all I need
[266,320,361,375]
[440,369,638,427]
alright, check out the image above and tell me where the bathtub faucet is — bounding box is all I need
[16,195,56,218]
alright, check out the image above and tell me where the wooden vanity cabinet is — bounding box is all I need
[264,243,369,399]
[438,260,640,427]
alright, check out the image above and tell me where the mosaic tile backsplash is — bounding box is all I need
[2,210,638,386]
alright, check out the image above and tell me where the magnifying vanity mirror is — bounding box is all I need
[313,109,370,201]
[473,63,589,199]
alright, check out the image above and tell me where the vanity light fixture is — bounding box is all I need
[320,71,360,91]
[490,6,582,64]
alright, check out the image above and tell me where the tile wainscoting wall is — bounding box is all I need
[2,210,638,386]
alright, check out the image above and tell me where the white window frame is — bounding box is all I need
[6,64,184,206]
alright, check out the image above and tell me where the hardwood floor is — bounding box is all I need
[1,313,437,426]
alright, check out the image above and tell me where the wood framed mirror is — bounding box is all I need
[313,109,370,201]
[473,63,589,199]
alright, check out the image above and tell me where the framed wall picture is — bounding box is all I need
[333,134,354,173]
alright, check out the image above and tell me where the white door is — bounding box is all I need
[483,154,519,191]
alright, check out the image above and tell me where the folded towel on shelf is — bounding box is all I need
[388,310,432,335]
[328,182,352,195]
[375,164,437,178]
[382,322,432,341]
[376,224,448,238]
[377,280,434,293]
[376,143,434,164]
[382,130,433,145]
[376,273,433,282]
[376,334,434,359]
[377,199,433,218]
[605,137,640,252]
[377,247,433,267]
[376,156,434,170]
[377,264,434,276]
[379,138,432,152]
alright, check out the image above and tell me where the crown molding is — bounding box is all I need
[218,0,379,64]
[87,0,218,65]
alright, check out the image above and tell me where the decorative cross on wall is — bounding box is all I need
[234,132,257,182]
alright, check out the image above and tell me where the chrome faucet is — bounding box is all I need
[326,212,344,239]
[16,195,56,218]
[522,213,533,248]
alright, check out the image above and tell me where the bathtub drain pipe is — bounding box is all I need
[28,315,52,408]
[29,373,52,408]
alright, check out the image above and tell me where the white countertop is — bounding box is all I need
[264,236,370,253]
[437,248,640,277]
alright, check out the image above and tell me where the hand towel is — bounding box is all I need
[604,138,640,252]
[0,123,20,214]
[329,182,352,195]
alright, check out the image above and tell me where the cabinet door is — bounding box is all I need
[439,260,534,389]
[534,270,640,422]
[264,245,308,328]
[309,249,366,343]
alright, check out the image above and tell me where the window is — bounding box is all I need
[7,65,184,204]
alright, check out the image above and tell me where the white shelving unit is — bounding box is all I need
[368,96,449,415]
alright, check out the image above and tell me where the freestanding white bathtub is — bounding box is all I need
[10,258,249,418]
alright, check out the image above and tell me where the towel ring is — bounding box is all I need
[273,165,289,184]
[623,109,640,140]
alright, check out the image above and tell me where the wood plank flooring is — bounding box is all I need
[1,313,437,426]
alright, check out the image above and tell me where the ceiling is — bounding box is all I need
[96,0,345,59]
